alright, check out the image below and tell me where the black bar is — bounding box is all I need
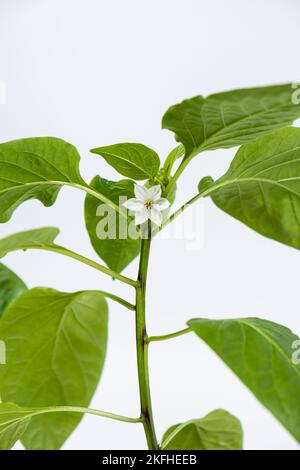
[0,450,299,467]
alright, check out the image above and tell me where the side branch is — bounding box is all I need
[28,405,142,424]
[147,327,192,343]
[18,245,139,287]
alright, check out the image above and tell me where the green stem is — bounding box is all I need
[147,327,192,343]
[20,245,138,288]
[165,155,192,196]
[135,225,158,450]
[157,191,203,235]
[97,290,135,311]
[12,180,122,215]
[65,182,122,215]
[26,405,142,424]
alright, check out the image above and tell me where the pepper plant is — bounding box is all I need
[0,84,300,450]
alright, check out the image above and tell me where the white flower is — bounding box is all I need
[123,184,170,226]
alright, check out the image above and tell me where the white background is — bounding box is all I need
[0,0,300,450]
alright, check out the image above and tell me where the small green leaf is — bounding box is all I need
[162,84,300,157]
[0,263,27,318]
[0,227,59,258]
[201,127,300,249]
[161,409,243,450]
[0,403,31,450]
[188,317,300,443]
[90,143,160,180]
[197,176,214,194]
[85,176,140,273]
[0,137,85,222]
[163,144,185,176]
[0,288,108,450]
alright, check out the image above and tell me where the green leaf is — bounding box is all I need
[197,176,215,194]
[0,137,86,222]
[161,409,243,450]
[85,176,140,273]
[0,227,59,258]
[200,127,300,249]
[188,317,300,443]
[0,403,31,450]
[0,263,27,318]
[0,227,138,287]
[162,84,300,157]
[0,402,116,450]
[0,287,108,450]
[163,144,185,176]
[90,143,160,180]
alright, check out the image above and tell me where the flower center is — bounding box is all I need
[144,200,153,210]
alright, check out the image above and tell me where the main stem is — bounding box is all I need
[135,226,158,450]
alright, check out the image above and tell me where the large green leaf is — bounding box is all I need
[0,137,87,222]
[0,288,108,449]
[188,317,300,443]
[0,263,27,318]
[199,127,300,249]
[162,84,300,157]
[85,176,140,273]
[90,143,160,180]
[161,409,243,450]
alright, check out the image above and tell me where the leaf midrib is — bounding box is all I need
[0,158,71,183]
[51,292,91,399]
[97,150,149,177]
[0,180,121,214]
[237,319,300,380]
[202,176,300,200]
[189,100,297,153]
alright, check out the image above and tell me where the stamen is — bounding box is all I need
[144,200,152,210]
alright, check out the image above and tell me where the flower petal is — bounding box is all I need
[134,184,149,201]
[123,198,144,211]
[135,207,149,225]
[153,198,170,211]
[149,207,162,226]
[148,185,161,201]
